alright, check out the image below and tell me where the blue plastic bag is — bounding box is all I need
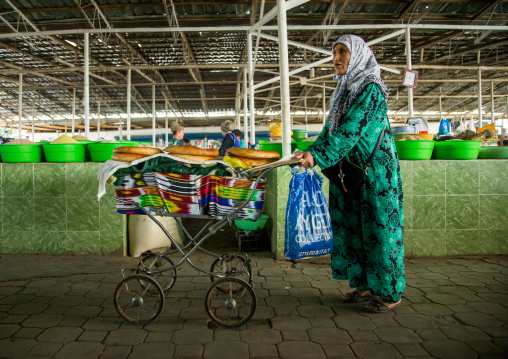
[284,167,333,260]
[437,118,450,136]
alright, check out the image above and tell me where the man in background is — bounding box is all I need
[233,129,248,148]
[183,138,191,145]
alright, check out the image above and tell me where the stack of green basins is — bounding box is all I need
[43,143,86,162]
[0,144,43,163]
[88,141,139,162]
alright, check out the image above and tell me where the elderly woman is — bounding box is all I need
[296,35,405,313]
[218,120,240,156]
[169,121,184,146]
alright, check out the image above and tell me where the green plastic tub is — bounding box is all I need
[234,214,269,231]
[395,140,435,160]
[292,129,308,141]
[77,140,95,160]
[89,142,138,162]
[43,143,86,162]
[296,141,315,152]
[258,139,270,144]
[478,146,508,159]
[258,142,296,157]
[433,141,481,160]
[0,144,43,163]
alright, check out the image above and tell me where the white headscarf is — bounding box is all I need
[328,35,388,134]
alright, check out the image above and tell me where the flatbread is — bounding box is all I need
[227,147,280,159]
[111,153,148,162]
[229,156,278,167]
[164,145,219,157]
[113,146,162,156]
[170,154,218,162]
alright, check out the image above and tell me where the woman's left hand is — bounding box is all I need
[295,151,314,169]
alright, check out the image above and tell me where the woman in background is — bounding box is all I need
[169,121,184,146]
[218,120,240,156]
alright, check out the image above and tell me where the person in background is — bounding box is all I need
[183,138,191,145]
[233,129,248,148]
[169,121,184,146]
[296,34,405,313]
[218,120,240,156]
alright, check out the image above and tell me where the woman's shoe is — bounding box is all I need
[343,291,374,303]
[364,299,401,313]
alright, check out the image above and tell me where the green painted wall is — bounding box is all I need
[0,163,126,254]
[264,160,508,260]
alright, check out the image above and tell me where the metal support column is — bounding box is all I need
[97,101,100,139]
[243,70,248,145]
[18,73,22,139]
[439,96,442,119]
[119,121,123,140]
[405,27,414,118]
[322,86,326,125]
[478,68,483,126]
[277,0,291,156]
[247,32,256,145]
[304,97,308,131]
[491,81,495,124]
[165,100,169,146]
[127,69,131,140]
[152,84,156,146]
[72,88,76,135]
[31,101,35,142]
[84,32,90,138]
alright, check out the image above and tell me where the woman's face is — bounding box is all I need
[333,43,351,75]
[175,130,184,140]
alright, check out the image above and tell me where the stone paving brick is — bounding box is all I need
[265,295,299,308]
[143,318,184,331]
[272,307,297,317]
[405,296,432,304]
[297,304,334,318]
[248,343,278,358]
[99,345,132,359]
[480,326,508,338]
[284,275,312,282]
[0,337,37,357]
[28,342,63,356]
[269,289,290,296]
[308,327,352,344]
[239,328,282,344]
[332,312,375,331]
[454,312,503,326]
[394,343,430,357]
[21,313,64,328]
[0,314,28,324]
[0,294,35,304]
[26,279,58,289]
[493,337,508,352]
[9,302,48,314]
[261,281,291,290]
[213,329,240,341]
[78,329,108,342]
[467,341,506,356]
[412,303,454,316]
[350,341,401,359]
[251,306,275,320]
[12,327,43,338]
[64,305,103,318]
[277,341,325,359]
[0,323,20,338]
[439,324,492,341]
[415,328,448,340]
[373,327,422,343]
[104,328,147,346]
[280,330,309,341]
[59,317,87,327]
[129,342,175,359]
[82,317,123,331]
[422,339,477,359]
[54,341,105,359]
[307,317,336,328]
[36,286,71,297]
[43,305,68,314]
[171,328,213,344]
[288,288,320,297]
[173,343,203,358]
[204,341,248,359]
[446,304,476,313]
[310,280,341,289]
[37,326,83,342]
[49,295,86,307]
[468,301,508,314]
[369,315,401,328]
[145,331,172,342]
[270,316,311,331]
[458,293,484,302]
[322,344,356,358]
[179,306,208,320]
[348,329,379,341]
[393,313,438,330]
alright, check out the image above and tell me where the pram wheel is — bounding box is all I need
[139,253,177,293]
[114,274,164,325]
[210,253,252,291]
[205,277,256,328]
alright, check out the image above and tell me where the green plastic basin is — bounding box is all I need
[258,142,296,157]
[43,143,86,162]
[296,141,315,151]
[89,142,138,162]
[433,141,481,160]
[478,146,508,159]
[292,129,308,141]
[0,144,43,163]
[234,214,269,230]
[395,140,435,160]
[258,139,270,144]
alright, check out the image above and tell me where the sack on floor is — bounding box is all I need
[284,167,333,260]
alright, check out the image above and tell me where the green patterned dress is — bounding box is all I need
[169,138,182,146]
[308,83,405,303]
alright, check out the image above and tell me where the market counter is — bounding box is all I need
[0,162,125,254]
[264,160,508,260]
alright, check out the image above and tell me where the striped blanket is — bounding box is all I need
[115,172,266,220]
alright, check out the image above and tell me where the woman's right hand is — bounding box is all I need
[295,151,315,169]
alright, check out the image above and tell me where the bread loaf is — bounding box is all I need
[111,153,148,162]
[227,147,280,159]
[170,154,218,162]
[164,145,219,157]
[229,156,278,167]
[113,146,162,156]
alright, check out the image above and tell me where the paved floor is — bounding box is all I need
[0,251,507,359]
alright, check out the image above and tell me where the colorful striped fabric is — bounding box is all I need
[115,172,266,220]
